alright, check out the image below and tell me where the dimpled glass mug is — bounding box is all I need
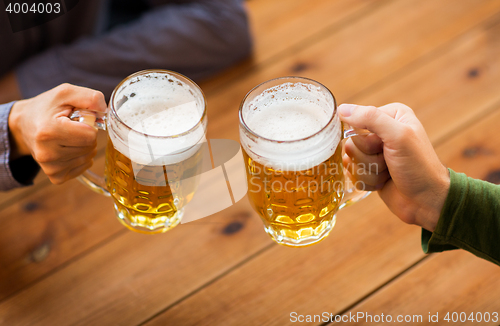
[239,76,370,247]
[72,70,207,234]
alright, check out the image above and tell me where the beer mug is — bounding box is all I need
[239,77,370,247]
[72,70,207,234]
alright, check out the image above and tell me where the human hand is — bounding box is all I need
[8,84,107,184]
[338,103,450,232]
[0,71,22,103]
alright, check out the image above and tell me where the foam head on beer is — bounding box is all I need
[109,72,206,165]
[240,82,341,171]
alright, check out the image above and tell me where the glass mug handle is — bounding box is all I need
[70,110,111,197]
[339,122,372,209]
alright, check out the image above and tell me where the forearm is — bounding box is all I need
[422,169,500,266]
[16,0,252,98]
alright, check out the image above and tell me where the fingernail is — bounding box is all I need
[338,104,356,117]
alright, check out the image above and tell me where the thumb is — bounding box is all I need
[338,104,405,143]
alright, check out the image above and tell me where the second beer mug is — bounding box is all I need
[73,69,207,234]
[239,77,369,247]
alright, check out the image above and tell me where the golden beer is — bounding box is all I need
[243,144,343,243]
[105,135,202,233]
[239,77,367,246]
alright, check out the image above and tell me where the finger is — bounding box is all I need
[343,169,382,191]
[343,154,390,187]
[41,148,96,176]
[55,117,98,147]
[346,134,383,156]
[57,145,96,161]
[338,104,406,142]
[48,160,93,185]
[377,102,415,121]
[37,145,96,162]
[65,160,94,181]
[344,139,387,172]
[51,83,107,113]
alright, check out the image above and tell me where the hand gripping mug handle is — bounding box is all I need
[70,110,111,197]
[338,122,372,209]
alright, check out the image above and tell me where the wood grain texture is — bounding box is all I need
[0,154,122,302]
[337,251,500,326]
[199,0,379,94]
[0,131,108,209]
[0,198,272,326]
[354,12,500,144]
[438,106,500,182]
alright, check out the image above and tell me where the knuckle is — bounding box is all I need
[84,160,94,170]
[400,124,415,137]
[81,135,97,147]
[343,139,356,157]
[34,129,51,142]
[394,124,417,144]
[51,177,65,185]
[77,153,94,166]
[34,149,55,163]
[392,102,414,114]
[46,171,64,184]
[55,83,73,96]
[90,91,105,104]
[361,106,378,121]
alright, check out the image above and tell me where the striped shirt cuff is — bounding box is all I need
[0,101,25,191]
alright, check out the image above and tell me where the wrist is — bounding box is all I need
[8,100,31,159]
[416,165,451,232]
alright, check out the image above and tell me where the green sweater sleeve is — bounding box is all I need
[422,169,500,266]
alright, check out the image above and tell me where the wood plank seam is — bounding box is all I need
[431,100,500,149]
[0,228,126,305]
[346,9,500,107]
[136,242,275,326]
[322,255,433,326]
[199,0,394,98]
[0,139,107,212]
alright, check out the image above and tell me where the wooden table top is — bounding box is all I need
[1,0,500,325]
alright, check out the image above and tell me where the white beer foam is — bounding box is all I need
[109,72,206,165]
[240,82,341,171]
[247,98,328,141]
[119,98,200,137]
